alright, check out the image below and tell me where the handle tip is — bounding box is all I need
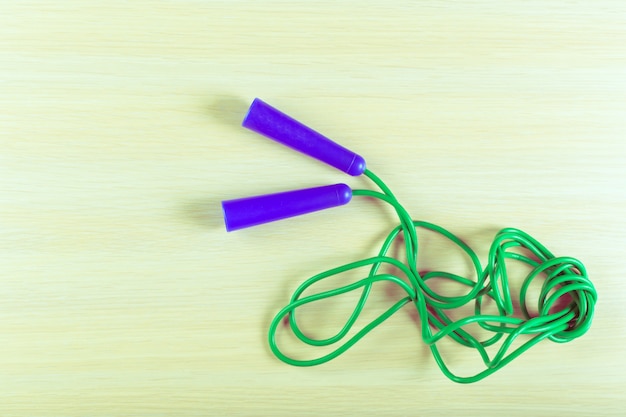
[346,154,366,176]
[241,97,263,129]
[335,183,352,205]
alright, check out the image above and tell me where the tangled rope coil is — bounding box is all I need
[268,169,597,383]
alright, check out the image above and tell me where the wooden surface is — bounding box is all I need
[2,1,625,415]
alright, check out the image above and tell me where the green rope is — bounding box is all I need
[268,169,597,383]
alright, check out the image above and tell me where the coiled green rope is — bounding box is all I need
[268,169,597,383]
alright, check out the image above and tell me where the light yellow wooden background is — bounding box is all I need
[2,1,625,415]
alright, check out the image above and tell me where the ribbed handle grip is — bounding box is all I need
[222,183,352,232]
[242,98,366,176]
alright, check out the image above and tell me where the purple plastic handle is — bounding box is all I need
[222,183,352,232]
[242,98,366,176]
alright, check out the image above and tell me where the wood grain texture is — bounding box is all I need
[1,1,625,415]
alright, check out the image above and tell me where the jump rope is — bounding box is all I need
[221,98,597,383]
